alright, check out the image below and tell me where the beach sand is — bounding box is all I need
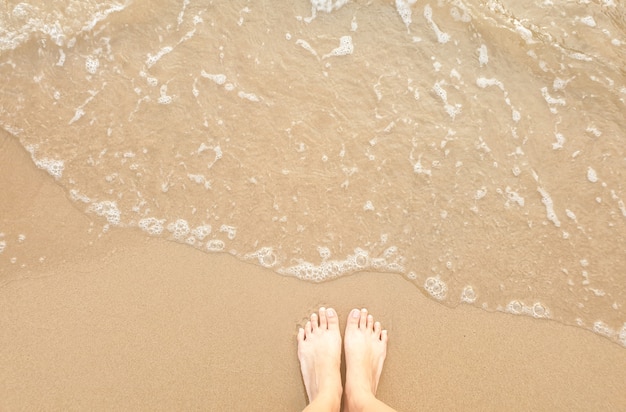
[1,133,625,410]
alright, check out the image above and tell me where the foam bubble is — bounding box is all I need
[158,84,172,105]
[593,321,614,338]
[238,91,260,102]
[323,35,354,58]
[424,5,450,43]
[146,46,173,68]
[587,167,598,183]
[26,145,64,179]
[579,16,596,27]
[200,71,226,85]
[424,276,447,300]
[191,224,211,240]
[461,285,476,303]
[317,246,331,260]
[206,239,225,252]
[246,247,278,268]
[138,217,165,236]
[85,56,99,74]
[395,0,416,30]
[537,187,560,227]
[167,219,190,240]
[219,224,237,240]
[89,201,121,225]
[478,44,488,66]
[552,133,565,150]
[507,300,523,314]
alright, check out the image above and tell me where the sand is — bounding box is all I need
[1,133,625,411]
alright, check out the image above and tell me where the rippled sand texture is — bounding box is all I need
[1,0,624,346]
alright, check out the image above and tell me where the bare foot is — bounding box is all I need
[297,307,343,411]
[344,308,389,411]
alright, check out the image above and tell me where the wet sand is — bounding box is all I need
[1,134,625,410]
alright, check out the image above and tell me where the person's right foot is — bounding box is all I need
[343,308,388,410]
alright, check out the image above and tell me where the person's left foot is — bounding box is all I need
[297,307,343,410]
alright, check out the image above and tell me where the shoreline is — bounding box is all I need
[2,134,626,410]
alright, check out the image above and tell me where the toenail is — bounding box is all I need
[327,308,335,317]
[351,309,360,318]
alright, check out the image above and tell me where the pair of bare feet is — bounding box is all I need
[297,307,396,412]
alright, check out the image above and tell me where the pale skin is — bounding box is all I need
[297,307,397,412]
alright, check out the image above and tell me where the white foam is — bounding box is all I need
[206,239,225,252]
[587,167,598,183]
[219,224,237,240]
[89,201,121,226]
[514,21,534,44]
[506,300,550,318]
[305,0,348,22]
[245,247,278,268]
[295,39,318,58]
[238,91,260,102]
[424,5,450,43]
[537,187,561,227]
[505,187,524,207]
[85,56,99,74]
[138,217,165,236]
[424,276,447,300]
[0,240,5,254]
[541,87,566,107]
[26,145,64,179]
[476,77,504,90]
[317,246,331,260]
[70,189,91,203]
[187,174,211,189]
[146,46,173,68]
[200,71,226,85]
[433,81,461,119]
[478,44,488,66]
[474,187,487,200]
[461,285,476,303]
[552,133,565,150]
[191,224,211,240]
[593,321,614,338]
[395,0,416,30]
[55,49,66,67]
[579,16,596,27]
[323,36,354,58]
[167,219,190,240]
[158,84,172,105]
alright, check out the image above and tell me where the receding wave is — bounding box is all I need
[1,0,624,347]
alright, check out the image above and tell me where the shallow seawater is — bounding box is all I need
[0,0,624,346]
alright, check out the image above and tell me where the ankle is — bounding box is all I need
[344,385,376,412]
[313,387,343,411]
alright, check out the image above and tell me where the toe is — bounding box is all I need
[297,327,305,342]
[311,313,319,331]
[374,321,382,336]
[326,307,339,331]
[381,329,388,343]
[304,321,312,338]
[319,307,328,329]
[346,308,360,331]
[359,308,368,329]
[367,314,374,331]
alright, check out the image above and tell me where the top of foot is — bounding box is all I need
[343,308,388,401]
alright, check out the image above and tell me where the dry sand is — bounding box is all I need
[1,133,625,411]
